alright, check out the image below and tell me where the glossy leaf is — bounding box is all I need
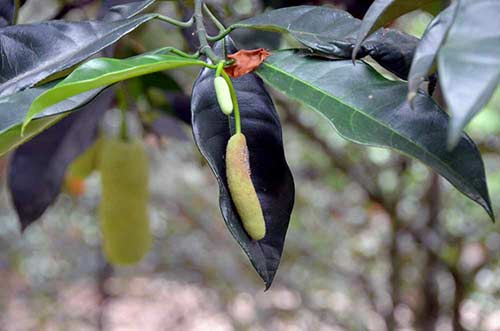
[0,1,156,97]
[24,53,207,128]
[257,50,493,221]
[408,1,459,100]
[353,0,442,59]
[437,0,500,147]
[0,82,104,156]
[191,39,295,288]
[232,6,419,79]
[8,89,114,230]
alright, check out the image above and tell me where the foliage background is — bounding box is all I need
[0,0,499,330]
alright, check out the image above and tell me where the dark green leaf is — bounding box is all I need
[232,6,360,58]
[0,1,156,97]
[257,50,493,221]
[0,82,104,156]
[191,39,295,288]
[353,0,443,59]
[232,6,419,79]
[437,0,500,147]
[408,1,459,100]
[8,89,114,230]
[24,53,207,129]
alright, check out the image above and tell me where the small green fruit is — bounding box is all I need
[226,133,266,240]
[98,138,152,265]
[214,76,233,115]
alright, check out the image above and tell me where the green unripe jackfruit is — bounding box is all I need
[226,133,266,240]
[214,76,233,115]
[98,138,152,265]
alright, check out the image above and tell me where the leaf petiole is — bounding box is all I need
[155,15,194,28]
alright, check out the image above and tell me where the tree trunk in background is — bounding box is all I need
[416,174,441,331]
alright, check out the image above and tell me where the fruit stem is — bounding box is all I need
[215,61,224,77]
[221,70,241,134]
[120,108,129,142]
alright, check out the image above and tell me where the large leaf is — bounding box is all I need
[231,6,419,79]
[353,0,443,59]
[8,89,114,230]
[0,82,104,156]
[257,50,493,221]
[191,39,295,288]
[0,0,156,97]
[24,53,208,128]
[437,0,500,147]
[408,1,459,100]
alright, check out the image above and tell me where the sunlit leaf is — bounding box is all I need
[24,53,208,130]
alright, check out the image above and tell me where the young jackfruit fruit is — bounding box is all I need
[214,76,233,115]
[226,133,266,240]
[98,138,152,265]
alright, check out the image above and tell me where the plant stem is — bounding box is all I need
[150,46,200,59]
[203,3,225,31]
[13,0,20,24]
[194,0,220,63]
[156,15,194,28]
[215,61,224,77]
[221,70,241,134]
[120,108,128,142]
[207,27,234,42]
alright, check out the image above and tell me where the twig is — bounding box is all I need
[194,0,219,63]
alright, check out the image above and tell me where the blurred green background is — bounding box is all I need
[0,1,499,330]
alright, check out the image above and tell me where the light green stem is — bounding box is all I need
[221,70,241,134]
[155,15,193,28]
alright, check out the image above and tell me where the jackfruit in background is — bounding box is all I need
[98,137,152,265]
[67,137,101,180]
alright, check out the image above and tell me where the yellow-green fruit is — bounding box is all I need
[214,76,233,115]
[98,138,152,265]
[226,133,266,240]
[67,138,101,179]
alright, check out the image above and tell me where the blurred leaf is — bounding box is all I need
[437,0,500,147]
[0,1,156,97]
[408,1,459,99]
[191,39,295,288]
[24,53,207,128]
[257,50,493,221]
[8,89,114,230]
[232,6,418,79]
[0,0,25,27]
[353,0,442,59]
[0,82,104,156]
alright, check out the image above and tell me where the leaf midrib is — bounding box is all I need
[260,57,479,197]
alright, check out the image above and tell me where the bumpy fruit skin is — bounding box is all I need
[226,133,266,240]
[98,138,152,265]
[214,76,233,115]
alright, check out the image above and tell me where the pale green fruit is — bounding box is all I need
[226,133,266,240]
[214,76,233,115]
[98,138,152,265]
